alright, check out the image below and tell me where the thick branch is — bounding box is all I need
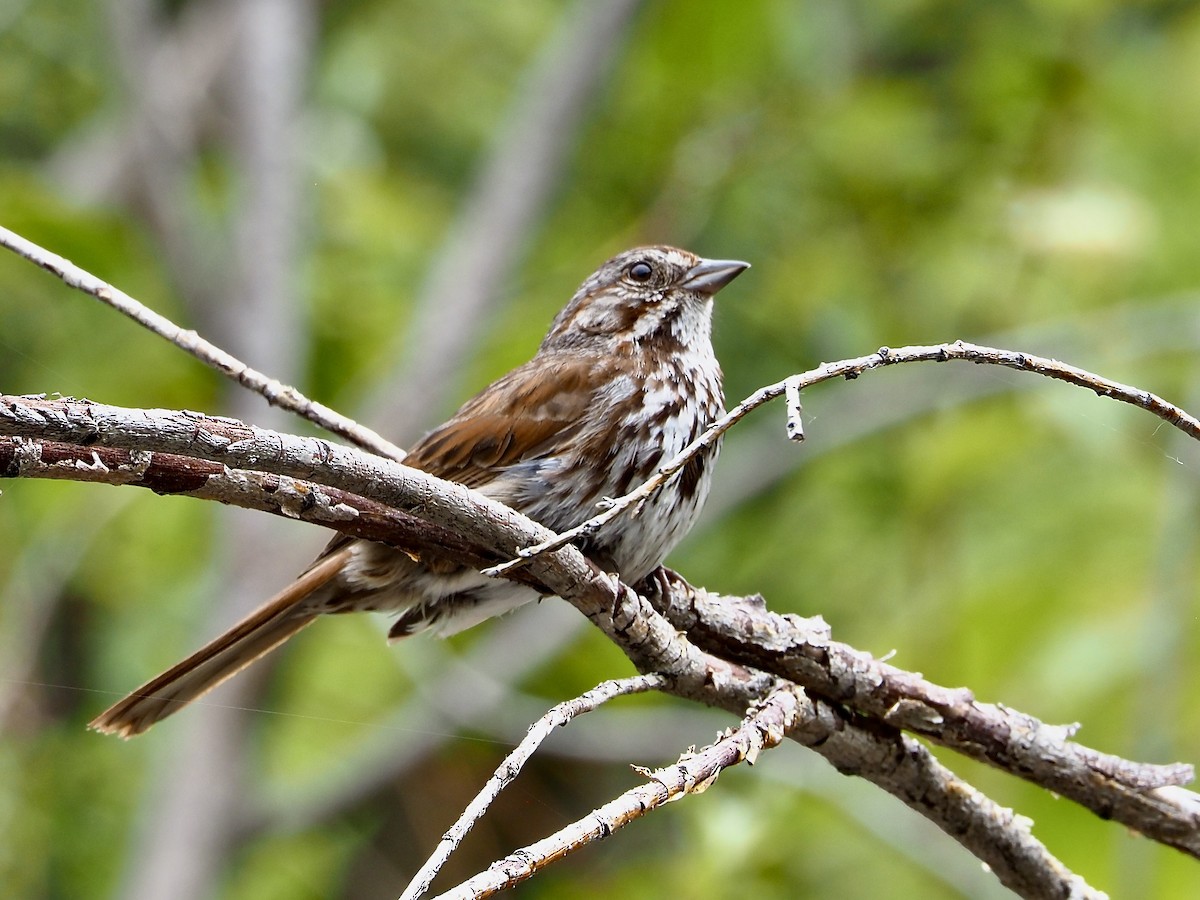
[785,698,1107,900]
[0,396,1178,895]
[652,579,1200,856]
[0,400,755,699]
[0,435,517,583]
[4,393,1195,897]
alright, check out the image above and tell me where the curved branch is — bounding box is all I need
[488,341,1200,573]
[373,0,646,438]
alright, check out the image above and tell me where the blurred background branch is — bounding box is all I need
[108,4,317,900]
[368,0,645,440]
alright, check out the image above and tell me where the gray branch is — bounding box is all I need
[3,393,1194,896]
[369,0,645,438]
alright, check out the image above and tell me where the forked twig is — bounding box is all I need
[0,225,407,461]
[429,681,1105,900]
[399,674,666,900]
[432,683,808,900]
[484,341,1200,575]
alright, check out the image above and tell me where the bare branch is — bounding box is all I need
[652,579,1200,856]
[4,375,1196,894]
[401,674,667,900]
[436,684,1103,900]
[0,225,406,461]
[0,405,710,683]
[794,706,1109,900]
[486,341,1200,576]
[0,394,567,580]
[372,0,645,439]
[704,299,1200,526]
[0,436,518,581]
[434,683,807,899]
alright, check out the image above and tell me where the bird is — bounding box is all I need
[90,245,749,737]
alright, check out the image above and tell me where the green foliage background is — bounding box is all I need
[2,1,1199,897]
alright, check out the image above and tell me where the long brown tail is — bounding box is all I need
[89,547,352,738]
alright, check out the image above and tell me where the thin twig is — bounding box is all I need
[435,683,1104,900]
[372,0,645,440]
[484,341,1200,576]
[433,683,807,900]
[400,674,666,900]
[0,225,406,461]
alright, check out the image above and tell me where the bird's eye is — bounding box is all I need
[627,261,654,282]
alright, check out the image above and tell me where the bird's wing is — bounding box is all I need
[314,353,602,560]
[404,353,600,484]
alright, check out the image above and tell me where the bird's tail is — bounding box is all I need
[89,546,352,738]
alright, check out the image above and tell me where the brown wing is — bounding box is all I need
[403,353,598,484]
[315,353,599,560]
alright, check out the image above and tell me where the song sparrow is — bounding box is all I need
[91,246,749,737]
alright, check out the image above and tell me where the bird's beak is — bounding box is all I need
[681,258,751,295]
